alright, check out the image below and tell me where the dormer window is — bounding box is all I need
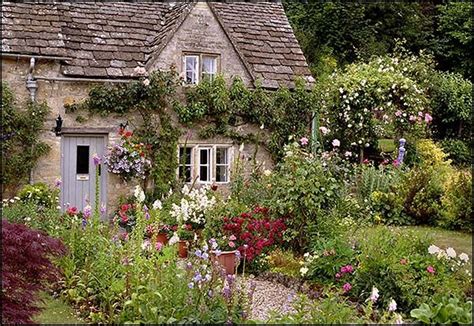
[183,54,219,84]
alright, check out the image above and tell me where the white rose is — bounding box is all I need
[459,253,469,262]
[446,247,456,258]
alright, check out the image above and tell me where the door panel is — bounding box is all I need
[61,135,107,213]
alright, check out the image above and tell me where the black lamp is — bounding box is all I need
[53,115,63,136]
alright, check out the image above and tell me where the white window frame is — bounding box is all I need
[183,53,219,85]
[214,146,230,183]
[178,146,194,182]
[184,55,199,85]
[176,145,232,184]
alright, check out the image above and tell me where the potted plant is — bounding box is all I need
[155,224,173,245]
[177,225,194,258]
[211,235,240,275]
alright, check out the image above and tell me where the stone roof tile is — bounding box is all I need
[2,1,313,87]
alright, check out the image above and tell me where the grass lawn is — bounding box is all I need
[403,225,472,258]
[378,138,397,153]
[33,292,83,324]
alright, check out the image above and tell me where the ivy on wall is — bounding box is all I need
[1,82,50,194]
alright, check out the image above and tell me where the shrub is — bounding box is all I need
[266,249,302,278]
[1,219,65,324]
[439,170,472,232]
[440,139,471,166]
[18,182,59,209]
[410,296,472,324]
[351,226,468,312]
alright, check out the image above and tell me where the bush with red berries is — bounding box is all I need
[1,219,65,324]
[222,206,286,261]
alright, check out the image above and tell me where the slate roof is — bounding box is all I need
[1,1,313,88]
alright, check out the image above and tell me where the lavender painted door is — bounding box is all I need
[61,135,107,212]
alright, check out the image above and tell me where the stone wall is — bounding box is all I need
[149,2,253,86]
[2,56,273,214]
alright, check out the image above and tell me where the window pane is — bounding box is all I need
[179,147,192,165]
[216,148,227,165]
[179,166,191,182]
[185,56,198,84]
[216,166,227,182]
[202,56,216,74]
[200,149,208,165]
[200,165,209,182]
[76,145,89,174]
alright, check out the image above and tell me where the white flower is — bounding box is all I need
[303,252,310,258]
[428,244,440,255]
[142,78,150,86]
[339,87,344,94]
[152,199,162,210]
[134,185,145,203]
[459,253,469,262]
[134,66,146,75]
[388,298,397,312]
[344,151,352,157]
[141,239,151,251]
[300,267,309,276]
[369,287,379,303]
[169,232,179,245]
[332,139,340,147]
[260,124,265,130]
[239,143,245,153]
[263,169,272,177]
[446,247,456,258]
[319,126,329,135]
[394,313,404,324]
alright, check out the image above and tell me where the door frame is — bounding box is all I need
[60,132,108,213]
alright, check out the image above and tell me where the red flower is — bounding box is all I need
[125,131,133,138]
[66,206,78,216]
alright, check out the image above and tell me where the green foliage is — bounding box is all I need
[410,296,472,324]
[430,71,472,140]
[265,142,342,252]
[440,139,471,166]
[439,171,472,232]
[266,249,301,278]
[176,76,315,160]
[351,226,468,312]
[18,182,59,209]
[435,2,473,80]
[317,47,432,155]
[1,82,50,193]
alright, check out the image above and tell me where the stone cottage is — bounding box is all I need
[1,1,313,213]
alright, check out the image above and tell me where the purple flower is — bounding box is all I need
[342,283,352,293]
[424,113,433,123]
[222,285,231,300]
[81,218,87,229]
[92,153,101,166]
[193,272,203,283]
[143,204,150,220]
[54,178,62,188]
[188,282,194,289]
[186,262,193,270]
[100,203,106,216]
[194,249,202,258]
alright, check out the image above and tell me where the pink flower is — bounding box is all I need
[319,126,329,135]
[382,159,389,165]
[300,137,309,146]
[363,159,370,164]
[341,265,354,274]
[418,111,423,117]
[229,235,237,241]
[400,258,407,265]
[424,113,433,123]
[228,241,235,248]
[393,159,400,167]
[342,283,352,293]
[426,265,435,274]
[409,115,416,121]
[155,242,163,251]
[395,110,402,117]
[335,273,341,279]
[332,139,340,147]
[54,178,62,188]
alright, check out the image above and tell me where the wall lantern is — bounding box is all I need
[53,115,63,136]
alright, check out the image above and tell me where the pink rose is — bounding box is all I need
[342,283,352,293]
[228,241,235,248]
[335,273,341,279]
[426,265,435,274]
[424,113,433,123]
[395,110,402,117]
[229,235,237,241]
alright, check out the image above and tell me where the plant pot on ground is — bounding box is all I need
[211,250,239,275]
[177,225,193,258]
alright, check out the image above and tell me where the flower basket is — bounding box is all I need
[178,240,188,258]
[211,250,238,275]
[156,233,168,245]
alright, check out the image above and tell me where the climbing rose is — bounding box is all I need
[332,139,340,147]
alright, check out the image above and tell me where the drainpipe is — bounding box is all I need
[26,57,38,101]
[25,58,38,184]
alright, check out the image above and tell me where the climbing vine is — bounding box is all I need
[65,69,317,195]
[1,82,50,194]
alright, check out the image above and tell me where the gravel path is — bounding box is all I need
[248,278,297,321]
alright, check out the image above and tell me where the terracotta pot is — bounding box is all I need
[156,233,168,245]
[212,250,238,275]
[178,240,188,258]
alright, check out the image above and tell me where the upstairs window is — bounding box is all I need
[183,54,219,84]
